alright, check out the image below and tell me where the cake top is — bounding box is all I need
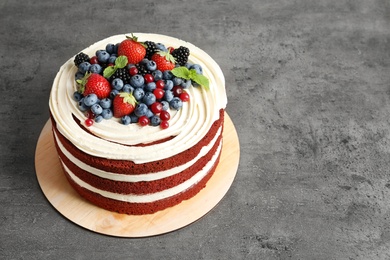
[49,33,227,163]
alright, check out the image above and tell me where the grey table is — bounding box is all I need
[2,0,390,259]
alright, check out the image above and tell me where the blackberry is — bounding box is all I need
[144,41,159,59]
[135,63,151,76]
[74,52,90,67]
[111,68,131,84]
[171,46,190,66]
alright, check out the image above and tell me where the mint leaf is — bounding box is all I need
[171,67,191,79]
[192,74,210,90]
[103,66,116,78]
[115,56,128,69]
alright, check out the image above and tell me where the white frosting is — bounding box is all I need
[49,33,227,164]
[61,140,222,203]
[54,125,222,182]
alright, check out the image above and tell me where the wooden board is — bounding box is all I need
[35,113,240,237]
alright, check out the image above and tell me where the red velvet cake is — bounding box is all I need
[49,33,227,215]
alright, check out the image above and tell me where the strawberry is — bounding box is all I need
[151,51,176,71]
[77,73,111,99]
[117,34,146,64]
[113,92,137,118]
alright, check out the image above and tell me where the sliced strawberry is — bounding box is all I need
[151,51,176,71]
[117,34,146,64]
[113,92,137,118]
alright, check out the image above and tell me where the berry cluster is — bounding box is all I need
[72,34,205,129]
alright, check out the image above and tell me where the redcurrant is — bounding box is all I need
[150,102,163,114]
[180,92,190,102]
[172,86,183,97]
[160,110,170,121]
[156,79,165,89]
[129,66,138,76]
[153,88,165,99]
[90,56,99,64]
[138,115,150,126]
[85,118,94,127]
[160,120,169,129]
[144,74,154,83]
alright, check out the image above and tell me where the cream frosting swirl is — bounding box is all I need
[49,33,227,163]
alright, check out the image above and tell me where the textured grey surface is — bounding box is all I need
[1,0,390,259]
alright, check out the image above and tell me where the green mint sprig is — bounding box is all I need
[171,66,209,90]
[103,55,128,78]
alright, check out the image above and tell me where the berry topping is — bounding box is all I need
[85,118,94,127]
[71,34,209,129]
[77,73,111,99]
[117,34,146,64]
[112,92,137,118]
[74,52,90,67]
[151,51,176,72]
[138,115,150,126]
[180,91,190,102]
[160,120,169,129]
[171,46,190,66]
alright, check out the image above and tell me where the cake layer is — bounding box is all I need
[62,152,221,215]
[52,113,224,195]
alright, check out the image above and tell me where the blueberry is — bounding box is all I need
[185,63,192,69]
[78,98,89,111]
[146,60,157,71]
[130,113,138,123]
[96,50,110,64]
[106,43,116,54]
[150,115,161,126]
[190,64,203,74]
[100,98,112,109]
[144,82,156,92]
[156,43,167,52]
[121,115,131,125]
[140,58,149,65]
[181,79,192,88]
[130,74,145,88]
[91,103,103,115]
[134,103,148,117]
[110,89,119,99]
[108,54,117,64]
[146,109,154,118]
[111,78,124,91]
[89,64,102,74]
[95,115,103,123]
[170,97,183,110]
[83,93,98,106]
[75,72,84,81]
[142,92,156,106]
[123,84,134,93]
[172,77,183,86]
[101,108,113,119]
[161,100,169,111]
[152,70,163,81]
[133,88,145,101]
[164,80,174,90]
[73,91,83,101]
[162,70,173,80]
[78,62,91,74]
[163,90,174,102]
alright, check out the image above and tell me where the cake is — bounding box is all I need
[49,33,227,215]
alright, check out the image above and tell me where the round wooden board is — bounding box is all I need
[35,113,240,237]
